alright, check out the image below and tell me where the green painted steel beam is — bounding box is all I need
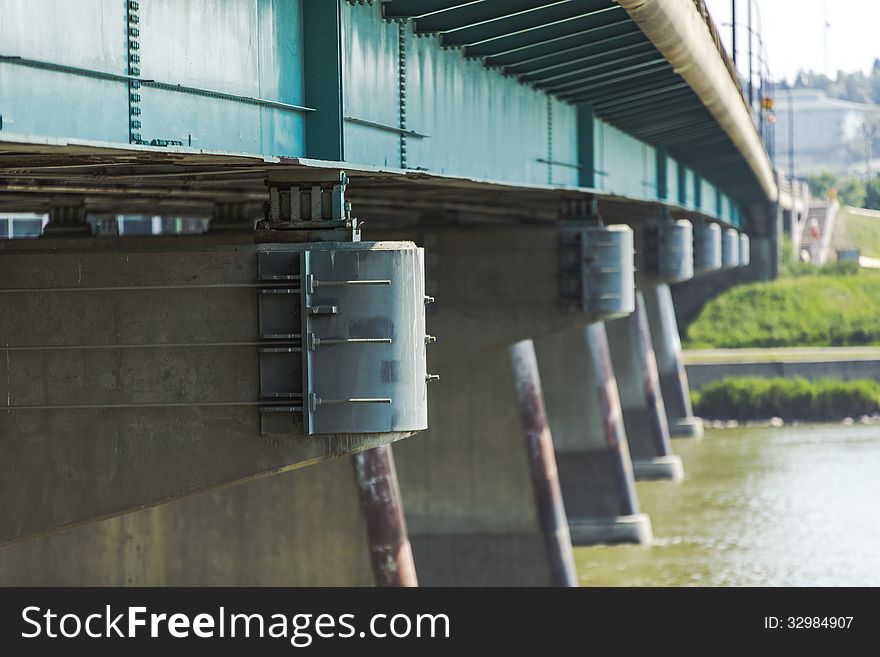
[613,106,716,133]
[589,83,691,109]
[668,139,735,156]
[619,112,717,135]
[372,0,766,206]
[565,70,681,102]
[667,136,737,157]
[437,2,619,46]
[303,0,344,161]
[656,149,668,200]
[637,122,720,141]
[604,95,704,122]
[463,7,626,57]
[409,0,577,33]
[577,104,595,188]
[503,30,646,76]
[592,94,692,118]
[669,130,735,148]
[381,0,482,19]
[524,50,664,88]
[484,18,635,67]
[689,153,750,169]
[516,40,655,81]
[557,63,672,100]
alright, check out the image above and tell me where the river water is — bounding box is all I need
[574,423,880,586]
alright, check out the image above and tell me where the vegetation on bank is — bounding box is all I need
[692,377,880,421]
[685,265,880,348]
[831,206,880,258]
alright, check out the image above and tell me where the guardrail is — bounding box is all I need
[691,0,749,105]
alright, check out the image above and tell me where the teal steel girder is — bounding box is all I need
[557,64,675,100]
[0,0,760,222]
[392,0,590,32]
[461,6,627,57]
[605,94,703,121]
[375,0,769,207]
[516,40,656,81]
[421,2,622,46]
[381,0,480,19]
[529,52,668,90]
[589,84,692,110]
[303,0,344,161]
[545,59,670,95]
[485,17,636,67]
[636,118,719,139]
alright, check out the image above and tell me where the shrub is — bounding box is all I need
[692,377,880,420]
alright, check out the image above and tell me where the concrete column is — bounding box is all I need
[606,291,683,480]
[0,455,384,586]
[643,282,703,438]
[510,340,578,587]
[393,340,577,586]
[367,221,646,583]
[535,323,652,545]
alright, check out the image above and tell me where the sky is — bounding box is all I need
[704,0,880,83]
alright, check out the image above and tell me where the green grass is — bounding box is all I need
[692,377,880,421]
[685,266,880,348]
[844,213,880,258]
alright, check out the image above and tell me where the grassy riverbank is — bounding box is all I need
[832,206,880,258]
[685,264,880,348]
[692,377,880,421]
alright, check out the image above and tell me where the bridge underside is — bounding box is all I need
[0,136,728,227]
[379,0,767,204]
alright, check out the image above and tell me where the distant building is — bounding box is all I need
[774,88,873,175]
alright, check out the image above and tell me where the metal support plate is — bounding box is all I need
[258,242,427,435]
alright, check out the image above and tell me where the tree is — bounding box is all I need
[794,66,880,104]
[805,171,880,210]
[837,177,866,207]
[808,170,837,198]
[867,176,880,210]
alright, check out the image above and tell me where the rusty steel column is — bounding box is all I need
[509,340,578,588]
[643,282,704,438]
[352,445,419,587]
[606,290,684,480]
[535,323,653,546]
[586,323,641,517]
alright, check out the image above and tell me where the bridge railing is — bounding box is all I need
[691,0,749,106]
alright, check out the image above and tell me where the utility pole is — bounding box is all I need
[747,0,754,108]
[865,124,874,209]
[731,0,737,66]
[788,85,794,179]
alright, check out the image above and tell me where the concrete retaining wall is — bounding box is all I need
[686,360,880,390]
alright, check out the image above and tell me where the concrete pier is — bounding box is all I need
[606,291,683,480]
[535,323,653,545]
[0,454,391,586]
[385,224,613,586]
[0,235,428,545]
[643,282,704,438]
[394,340,577,586]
